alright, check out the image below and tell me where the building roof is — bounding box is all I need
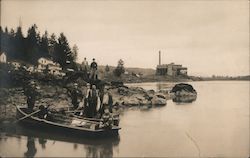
[0,52,6,56]
[157,63,187,70]
[156,64,168,68]
[38,57,52,61]
[177,67,187,70]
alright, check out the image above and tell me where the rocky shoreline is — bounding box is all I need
[0,68,199,122]
[0,80,172,122]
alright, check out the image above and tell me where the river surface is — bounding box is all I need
[0,81,249,157]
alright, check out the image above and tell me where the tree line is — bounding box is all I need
[0,24,78,70]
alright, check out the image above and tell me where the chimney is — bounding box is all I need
[159,50,161,65]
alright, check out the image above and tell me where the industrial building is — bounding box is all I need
[156,51,188,76]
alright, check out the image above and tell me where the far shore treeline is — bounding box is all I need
[0,24,78,70]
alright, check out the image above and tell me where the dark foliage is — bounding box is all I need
[0,24,78,69]
[113,59,125,77]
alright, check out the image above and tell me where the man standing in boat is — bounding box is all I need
[87,85,100,117]
[23,80,40,112]
[81,83,91,116]
[68,83,83,109]
[100,87,113,115]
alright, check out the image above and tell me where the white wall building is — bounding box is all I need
[37,57,65,76]
[11,61,21,70]
[0,52,7,63]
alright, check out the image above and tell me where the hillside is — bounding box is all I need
[98,65,155,76]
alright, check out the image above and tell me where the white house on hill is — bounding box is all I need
[37,57,65,76]
[38,57,55,69]
[0,52,7,63]
[11,61,21,70]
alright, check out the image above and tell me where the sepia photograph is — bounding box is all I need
[0,0,249,157]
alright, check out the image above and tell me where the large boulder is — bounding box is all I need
[170,83,197,97]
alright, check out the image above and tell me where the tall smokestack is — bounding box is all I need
[159,50,161,65]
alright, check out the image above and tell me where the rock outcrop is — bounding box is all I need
[170,83,197,103]
[0,80,168,121]
[109,85,167,106]
[170,83,197,96]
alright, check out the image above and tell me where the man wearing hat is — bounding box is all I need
[87,85,100,117]
[69,83,83,109]
[81,57,89,80]
[90,58,98,82]
[23,80,40,112]
[99,106,113,129]
[99,87,113,115]
[82,83,91,116]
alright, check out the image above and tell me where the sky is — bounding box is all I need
[1,0,249,76]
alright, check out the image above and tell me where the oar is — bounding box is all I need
[14,109,41,123]
[65,110,82,113]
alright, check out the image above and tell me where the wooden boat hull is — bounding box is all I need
[16,106,121,138]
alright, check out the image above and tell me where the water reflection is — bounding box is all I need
[157,82,164,91]
[172,95,197,104]
[38,138,47,149]
[24,137,37,158]
[156,82,173,91]
[74,143,78,150]
[0,122,120,157]
[84,137,119,158]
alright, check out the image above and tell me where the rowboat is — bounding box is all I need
[16,105,121,138]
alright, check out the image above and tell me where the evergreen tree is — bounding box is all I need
[0,24,78,67]
[113,59,125,77]
[1,27,10,56]
[26,24,40,64]
[15,26,25,60]
[39,31,50,58]
[8,29,16,60]
[54,33,73,69]
[48,33,57,59]
[0,26,3,52]
[105,65,110,72]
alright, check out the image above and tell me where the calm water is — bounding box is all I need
[0,81,249,157]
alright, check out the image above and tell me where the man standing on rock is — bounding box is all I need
[81,57,89,79]
[82,57,89,72]
[90,58,98,83]
[23,80,40,112]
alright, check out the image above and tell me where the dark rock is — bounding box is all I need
[156,94,166,99]
[170,83,196,94]
[147,89,155,95]
[170,83,197,96]
[117,87,129,95]
[111,81,124,87]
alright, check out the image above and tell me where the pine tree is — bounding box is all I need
[48,33,57,59]
[0,26,3,52]
[40,31,50,58]
[105,65,110,72]
[113,59,125,77]
[54,33,72,69]
[26,24,40,64]
[15,26,25,60]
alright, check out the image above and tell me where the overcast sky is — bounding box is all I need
[1,0,249,76]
